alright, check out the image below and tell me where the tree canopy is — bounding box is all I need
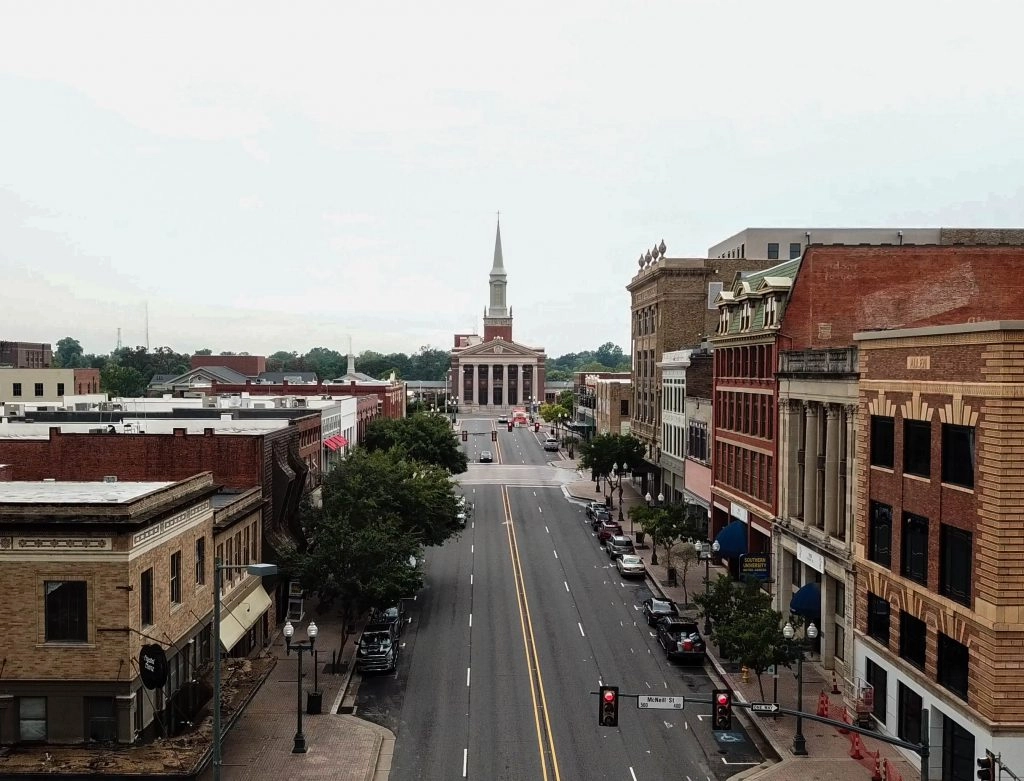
[578,433,646,478]
[362,414,468,475]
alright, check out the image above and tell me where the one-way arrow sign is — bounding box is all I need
[749,702,780,714]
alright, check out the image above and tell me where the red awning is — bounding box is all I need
[324,435,348,452]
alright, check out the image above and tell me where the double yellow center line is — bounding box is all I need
[501,485,561,781]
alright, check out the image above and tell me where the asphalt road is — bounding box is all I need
[355,417,763,780]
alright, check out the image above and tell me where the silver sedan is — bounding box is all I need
[616,554,646,578]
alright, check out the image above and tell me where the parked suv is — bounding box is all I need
[597,519,623,543]
[356,621,400,673]
[606,535,635,559]
[589,508,612,530]
[543,437,559,452]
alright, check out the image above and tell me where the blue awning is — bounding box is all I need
[714,520,748,559]
[790,582,822,619]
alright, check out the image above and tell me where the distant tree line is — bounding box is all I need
[49,336,631,396]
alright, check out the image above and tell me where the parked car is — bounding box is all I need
[616,554,645,578]
[369,604,405,636]
[356,621,400,673]
[597,519,623,543]
[606,535,636,559]
[585,501,607,520]
[543,437,559,452]
[479,450,493,463]
[642,597,680,626]
[655,618,706,664]
[590,508,613,530]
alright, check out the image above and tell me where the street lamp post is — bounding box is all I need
[644,492,665,565]
[612,462,624,523]
[212,559,278,781]
[700,541,718,634]
[783,620,819,756]
[283,619,319,754]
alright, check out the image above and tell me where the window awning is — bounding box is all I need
[790,581,822,620]
[219,584,272,651]
[324,435,348,451]
[714,519,748,559]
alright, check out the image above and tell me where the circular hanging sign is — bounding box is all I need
[139,644,169,690]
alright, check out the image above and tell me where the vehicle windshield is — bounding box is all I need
[620,555,641,565]
[362,632,391,647]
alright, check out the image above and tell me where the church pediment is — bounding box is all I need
[455,338,544,358]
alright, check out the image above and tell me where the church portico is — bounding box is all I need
[451,219,546,414]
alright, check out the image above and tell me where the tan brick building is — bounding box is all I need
[854,320,1024,777]
[627,248,774,494]
[0,474,272,745]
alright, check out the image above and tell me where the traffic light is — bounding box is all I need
[712,688,733,731]
[977,749,996,780]
[461,430,468,442]
[491,430,497,442]
[598,685,619,727]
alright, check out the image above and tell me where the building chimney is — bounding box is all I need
[173,428,186,436]
[204,428,215,436]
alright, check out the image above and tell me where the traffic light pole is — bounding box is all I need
[597,691,931,781]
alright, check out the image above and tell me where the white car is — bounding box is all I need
[616,554,645,578]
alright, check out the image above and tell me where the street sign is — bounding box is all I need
[739,553,771,581]
[637,695,685,710]
[749,702,780,714]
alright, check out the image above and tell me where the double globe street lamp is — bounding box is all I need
[699,541,719,634]
[643,492,665,564]
[283,619,319,754]
[783,619,819,756]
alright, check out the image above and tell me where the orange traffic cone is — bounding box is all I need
[870,755,883,781]
[832,669,841,695]
[817,691,830,717]
[849,732,865,760]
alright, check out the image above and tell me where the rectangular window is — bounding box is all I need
[19,697,47,741]
[899,611,926,669]
[898,683,923,743]
[940,524,972,605]
[870,416,895,468]
[834,580,846,617]
[789,242,802,259]
[45,580,88,642]
[901,512,929,585]
[868,501,892,568]
[767,242,779,260]
[34,382,44,396]
[57,382,65,396]
[85,697,117,742]
[834,623,845,661]
[937,633,969,701]
[12,382,22,396]
[170,551,182,605]
[195,537,206,585]
[867,592,890,646]
[140,568,153,626]
[941,424,975,488]
[865,658,887,722]
[903,419,932,477]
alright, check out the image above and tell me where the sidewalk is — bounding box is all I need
[561,463,919,781]
[202,600,394,781]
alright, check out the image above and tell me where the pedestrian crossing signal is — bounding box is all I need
[977,750,995,780]
[598,685,619,727]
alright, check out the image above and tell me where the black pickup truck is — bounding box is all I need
[655,618,707,665]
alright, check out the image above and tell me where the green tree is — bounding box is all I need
[267,350,301,372]
[557,389,574,408]
[578,433,646,485]
[694,576,801,699]
[193,348,213,356]
[595,341,625,369]
[320,448,464,546]
[100,364,147,397]
[287,498,423,652]
[363,414,468,474]
[54,337,84,368]
[408,346,450,381]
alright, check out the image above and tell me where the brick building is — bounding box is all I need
[627,245,774,494]
[855,320,1024,777]
[709,259,800,577]
[0,475,218,744]
[0,341,52,369]
[0,427,308,565]
[190,353,266,376]
[573,371,629,439]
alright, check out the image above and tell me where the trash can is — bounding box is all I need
[666,567,678,587]
[306,690,323,715]
[635,532,646,546]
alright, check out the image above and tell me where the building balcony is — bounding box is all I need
[778,348,858,377]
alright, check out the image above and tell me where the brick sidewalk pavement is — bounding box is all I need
[562,466,920,781]
[201,600,394,781]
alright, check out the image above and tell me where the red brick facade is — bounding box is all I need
[72,367,100,394]
[190,354,266,375]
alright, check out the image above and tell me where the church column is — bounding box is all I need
[802,402,819,527]
[843,404,856,542]
[474,364,481,407]
[824,404,841,538]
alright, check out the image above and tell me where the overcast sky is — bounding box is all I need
[2,1,1023,359]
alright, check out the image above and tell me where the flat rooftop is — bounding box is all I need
[0,481,175,504]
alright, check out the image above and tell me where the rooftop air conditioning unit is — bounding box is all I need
[6,403,24,417]
[103,475,118,483]
[294,399,307,407]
